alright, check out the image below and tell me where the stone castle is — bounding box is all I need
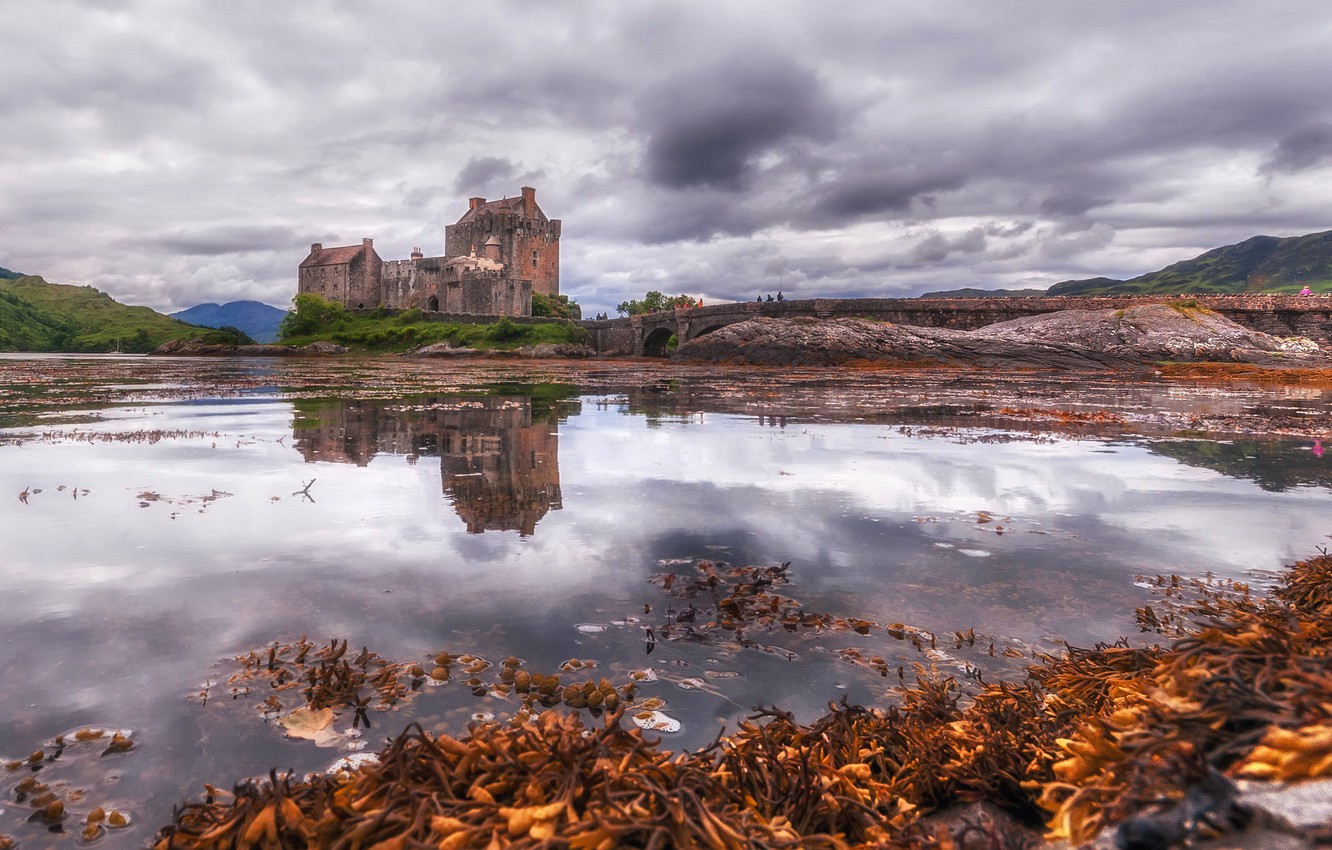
[298,186,560,317]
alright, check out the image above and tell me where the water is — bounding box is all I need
[1,354,1330,847]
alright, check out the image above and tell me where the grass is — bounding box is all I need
[0,276,212,353]
[280,312,588,353]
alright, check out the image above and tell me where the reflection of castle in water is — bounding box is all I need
[292,396,563,535]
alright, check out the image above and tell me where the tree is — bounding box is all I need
[531,292,581,319]
[615,290,697,316]
[278,294,350,339]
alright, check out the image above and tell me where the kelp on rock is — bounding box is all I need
[142,553,1332,848]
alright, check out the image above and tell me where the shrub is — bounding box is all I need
[279,294,349,339]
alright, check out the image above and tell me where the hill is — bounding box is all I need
[0,275,231,353]
[0,266,21,280]
[171,300,288,343]
[1048,230,1332,296]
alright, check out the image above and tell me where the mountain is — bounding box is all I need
[0,266,21,280]
[172,300,288,343]
[1047,230,1332,296]
[0,275,222,353]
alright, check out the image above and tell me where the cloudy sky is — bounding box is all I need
[3,1,1332,317]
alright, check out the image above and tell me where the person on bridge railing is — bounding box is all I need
[1300,285,1312,296]
[777,291,784,302]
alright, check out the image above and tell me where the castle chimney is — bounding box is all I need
[521,186,535,218]
[469,197,485,210]
[410,247,423,260]
[362,238,373,251]
[311,242,322,254]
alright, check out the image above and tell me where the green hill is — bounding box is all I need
[1048,230,1332,296]
[0,275,220,353]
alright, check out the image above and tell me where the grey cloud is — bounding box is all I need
[455,157,518,194]
[1040,194,1111,218]
[910,227,986,264]
[1263,123,1332,175]
[638,56,837,191]
[808,167,969,223]
[136,226,303,257]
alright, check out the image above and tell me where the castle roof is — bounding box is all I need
[300,244,370,267]
[455,196,545,225]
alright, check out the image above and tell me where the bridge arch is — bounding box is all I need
[688,324,729,342]
[642,327,675,357]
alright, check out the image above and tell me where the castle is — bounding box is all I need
[298,186,560,317]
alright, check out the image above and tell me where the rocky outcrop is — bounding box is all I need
[151,340,347,356]
[515,342,596,359]
[672,307,1328,369]
[403,342,596,359]
[974,304,1326,364]
[671,316,1147,370]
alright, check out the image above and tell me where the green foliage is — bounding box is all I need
[397,308,423,325]
[531,292,580,319]
[486,317,526,342]
[287,308,587,353]
[616,290,698,316]
[278,293,350,339]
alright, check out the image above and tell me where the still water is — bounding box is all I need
[1,354,1330,847]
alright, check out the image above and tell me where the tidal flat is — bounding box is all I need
[1,354,1330,848]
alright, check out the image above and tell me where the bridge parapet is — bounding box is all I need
[577,295,1332,356]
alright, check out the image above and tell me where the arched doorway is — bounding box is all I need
[428,295,439,312]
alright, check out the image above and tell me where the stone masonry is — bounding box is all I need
[298,187,560,317]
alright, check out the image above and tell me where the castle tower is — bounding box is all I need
[444,186,561,298]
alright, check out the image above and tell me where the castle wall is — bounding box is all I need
[378,257,532,316]
[298,264,350,302]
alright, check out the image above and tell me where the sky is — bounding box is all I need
[3,1,1332,318]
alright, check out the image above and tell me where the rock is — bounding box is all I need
[1236,778,1332,841]
[403,343,488,358]
[517,343,596,359]
[974,304,1328,365]
[151,339,346,356]
[672,317,1146,370]
[671,306,1329,370]
[300,341,348,355]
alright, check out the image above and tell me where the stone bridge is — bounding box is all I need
[577,295,1332,357]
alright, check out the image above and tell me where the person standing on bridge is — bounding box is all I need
[777,291,784,302]
[1300,285,1312,295]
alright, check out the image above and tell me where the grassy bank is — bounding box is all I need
[278,297,588,352]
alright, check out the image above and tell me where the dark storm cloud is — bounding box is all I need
[808,167,969,223]
[136,225,304,257]
[1263,123,1332,175]
[638,56,837,191]
[454,157,517,194]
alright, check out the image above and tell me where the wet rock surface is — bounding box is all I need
[151,340,347,356]
[673,307,1329,369]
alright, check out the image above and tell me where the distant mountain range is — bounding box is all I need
[0,266,22,280]
[171,300,288,343]
[0,275,208,352]
[925,229,1332,297]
